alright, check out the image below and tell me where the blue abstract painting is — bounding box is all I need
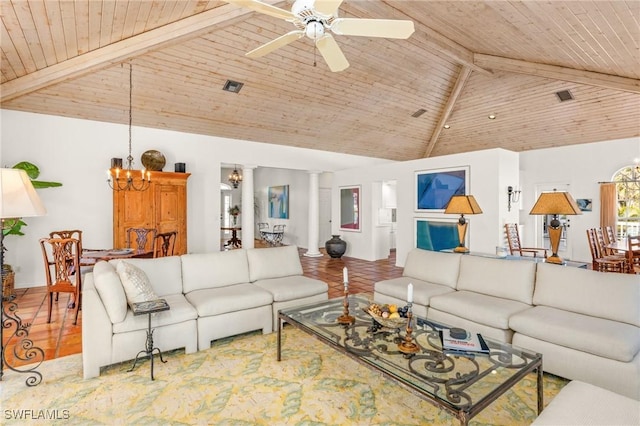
[268,185,289,219]
[416,167,468,211]
[415,219,460,251]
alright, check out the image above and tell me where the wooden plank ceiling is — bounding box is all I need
[1,0,639,161]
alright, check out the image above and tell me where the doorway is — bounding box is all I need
[319,188,332,247]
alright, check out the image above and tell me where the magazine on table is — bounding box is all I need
[439,328,490,355]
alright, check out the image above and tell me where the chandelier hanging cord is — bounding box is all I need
[107,62,150,192]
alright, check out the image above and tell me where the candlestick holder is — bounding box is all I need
[398,302,419,354]
[336,283,355,324]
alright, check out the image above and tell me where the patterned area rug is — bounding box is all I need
[3,327,567,425]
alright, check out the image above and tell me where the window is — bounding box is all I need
[614,165,640,237]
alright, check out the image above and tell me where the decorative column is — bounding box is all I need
[305,171,323,257]
[241,165,257,249]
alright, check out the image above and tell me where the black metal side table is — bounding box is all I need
[128,299,170,380]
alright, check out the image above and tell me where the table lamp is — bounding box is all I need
[444,195,483,253]
[1,168,47,386]
[529,190,581,264]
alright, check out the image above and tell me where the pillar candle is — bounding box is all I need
[407,283,413,303]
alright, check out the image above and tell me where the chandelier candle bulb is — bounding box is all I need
[407,283,413,303]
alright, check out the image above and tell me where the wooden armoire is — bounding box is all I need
[113,171,190,254]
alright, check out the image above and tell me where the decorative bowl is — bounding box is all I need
[365,308,406,329]
[141,150,166,171]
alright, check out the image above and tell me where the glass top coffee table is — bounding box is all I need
[277,295,543,426]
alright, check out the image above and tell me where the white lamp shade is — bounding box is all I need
[0,168,47,219]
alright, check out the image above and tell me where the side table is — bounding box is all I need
[128,299,170,380]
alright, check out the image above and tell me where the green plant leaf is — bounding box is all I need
[12,161,40,180]
[32,180,63,188]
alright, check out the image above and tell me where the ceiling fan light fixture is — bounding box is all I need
[305,20,325,39]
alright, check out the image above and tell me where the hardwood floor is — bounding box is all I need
[2,244,401,366]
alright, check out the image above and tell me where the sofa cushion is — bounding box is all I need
[456,255,536,304]
[92,261,127,324]
[116,261,159,309]
[531,380,640,426]
[509,306,640,363]
[181,250,250,293]
[185,283,273,317]
[429,290,531,330]
[112,293,198,334]
[534,263,640,327]
[252,276,327,302]
[374,277,455,306]
[247,245,303,282]
[403,249,461,289]
[110,256,183,296]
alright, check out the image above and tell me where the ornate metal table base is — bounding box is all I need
[128,300,170,380]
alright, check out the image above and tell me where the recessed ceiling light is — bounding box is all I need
[223,80,244,93]
[443,124,450,129]
[555,89,574,102]
[488,114,497,120]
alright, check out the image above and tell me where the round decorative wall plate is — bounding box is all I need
[141,150,166,171]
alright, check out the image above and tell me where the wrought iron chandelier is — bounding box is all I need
[229,166,242,189]
[107,63,150,192]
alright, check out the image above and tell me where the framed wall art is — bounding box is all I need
[340,185,361,232]
[414,217,463,252]
[415,166,469,212]
[268,185,289,219]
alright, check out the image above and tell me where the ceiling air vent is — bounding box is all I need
[555,90,574,102]
[223,80,244,93]
[412,108,427,118]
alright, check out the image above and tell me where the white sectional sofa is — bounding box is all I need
[374,248,640,400]
[82,245,328,379]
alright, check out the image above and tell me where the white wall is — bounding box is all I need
[519,137,640,263]
[1,110,391,286]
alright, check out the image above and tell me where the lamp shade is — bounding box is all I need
[529,191,582,216]
[444,195,483,215]
[0,168,47,219]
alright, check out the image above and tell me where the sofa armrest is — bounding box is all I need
[82,274,115,379]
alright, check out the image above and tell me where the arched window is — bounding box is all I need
[613,164,640,237]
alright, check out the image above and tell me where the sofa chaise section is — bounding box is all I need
[247,245,328,328]
[82,257,198,379]
[374,249,461,318]
[428,254,537,343]
[181,250,274,351]
[509,263,640,400]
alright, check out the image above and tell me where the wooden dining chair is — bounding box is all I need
[586,229,626,273]
[504,223,547,258]
[154,231,177,258]
[39,237,82,325]
[126,227,157,251]
[627,235,640,274]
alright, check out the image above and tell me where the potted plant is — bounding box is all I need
[2,162,62,299]
[228,205,241,226]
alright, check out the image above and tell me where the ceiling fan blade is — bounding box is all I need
[331,18,415,39]
[313,0,344,16]
[222,0,295,20]
[315,34,349,72]
[246,30,304,58]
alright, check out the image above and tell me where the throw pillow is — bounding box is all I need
[116,261,159,309]
[93,261,128,324]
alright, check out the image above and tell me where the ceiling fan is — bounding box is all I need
[223,0,415,72]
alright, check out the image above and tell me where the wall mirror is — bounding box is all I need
[340,186,361,232]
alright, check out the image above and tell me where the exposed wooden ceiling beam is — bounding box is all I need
[0,1,288,102]
[379,1,490,75]
[474,54,640,94]
[423,65,473,158]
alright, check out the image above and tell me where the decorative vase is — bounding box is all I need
[325,235,347,258]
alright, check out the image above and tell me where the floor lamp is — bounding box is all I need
[1,168,47,386]
[529,190,582,264]
[444,195,483,253]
